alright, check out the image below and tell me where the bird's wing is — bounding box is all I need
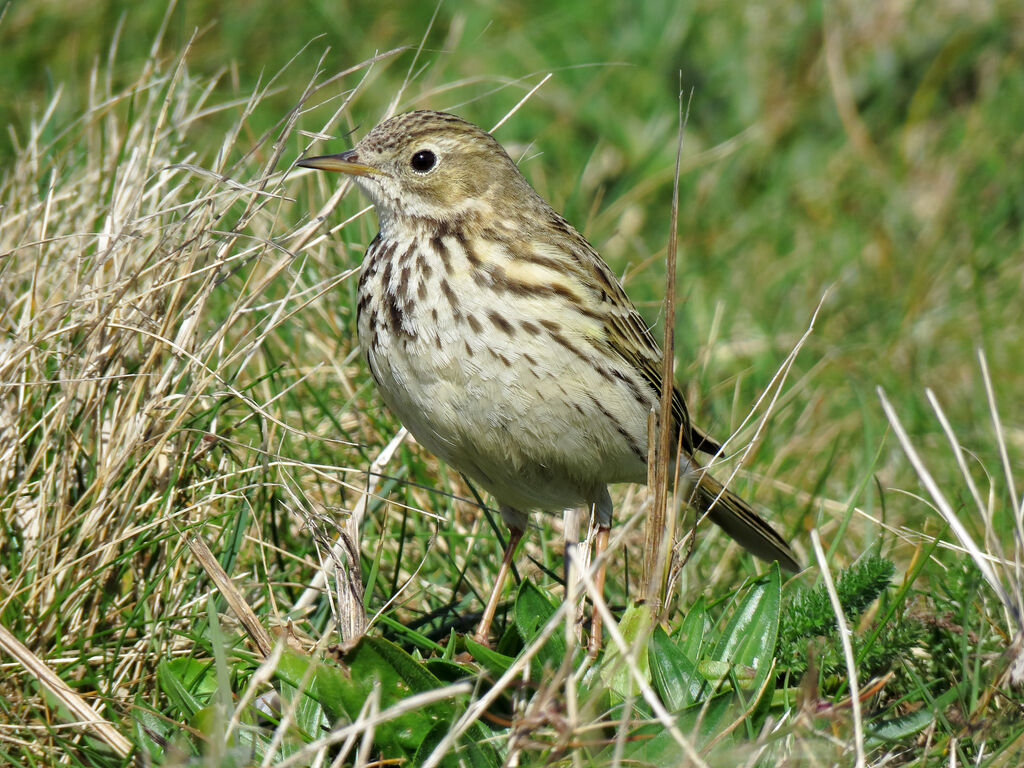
[562,228,721,457]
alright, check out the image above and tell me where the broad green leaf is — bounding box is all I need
[274,651,351,726]
[712,565,782,692]
[157,658,217,719]
[303,655,358,726]
[675,596,708,660]
[606,692,735,764]
[273,649,317,692]
[696,659,733,685]
[414,719,502,768]
[600,603,652,699]
[606,721,687,765]
[277,679,325,740]
[865,706,936,746]
[495,620,522,656]
[133,699,172,760]
[866,679,969,749]
[649,626,708,709]
[424,658,474,684]
[513,580,558,643]
[275,639,456,758]
[464,635,514,676]
[329,636,450,753]
[352,635,449,695]
[374,613,447,654]
[675,692,739,747]
[189,705,221,738]
[513,580,567,674]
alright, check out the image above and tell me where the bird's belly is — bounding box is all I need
[356,275,652,512]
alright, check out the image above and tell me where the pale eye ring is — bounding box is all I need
[410,149,436,173]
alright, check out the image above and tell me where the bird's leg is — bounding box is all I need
[587,524,610,656]
[474,526,524,646]
[562,506,587,641]
[587,488,614,657]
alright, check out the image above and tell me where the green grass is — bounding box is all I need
[1,0,1023,765]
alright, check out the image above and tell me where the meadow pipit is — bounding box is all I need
[298,110,800,649]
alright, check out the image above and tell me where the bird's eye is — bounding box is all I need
[410,149,436,173]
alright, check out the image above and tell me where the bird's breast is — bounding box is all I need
[354,227,655,509]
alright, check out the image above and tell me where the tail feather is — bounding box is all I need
[691,466,801,573]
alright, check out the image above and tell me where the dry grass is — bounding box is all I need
[0,31,399,760]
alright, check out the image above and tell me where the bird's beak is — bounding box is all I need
[296,150,378,177]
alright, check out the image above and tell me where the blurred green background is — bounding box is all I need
[3,0,1022,550]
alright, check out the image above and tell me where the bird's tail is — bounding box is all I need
[689,463,801,572]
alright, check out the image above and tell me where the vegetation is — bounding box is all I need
[1,0,1022,765]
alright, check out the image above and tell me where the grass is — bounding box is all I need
[1,0,1023,765]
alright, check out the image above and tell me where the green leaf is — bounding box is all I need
[649,626,708,709]
[674,692,737,746]
[424,658,474,684]
[464,636,514,676]
[513,580,558,643]
[189,705,222,738]
[674,596,709,660]
[414,719,502,768]
[331,636,450,752]
[273,650,351,727]
[277,679,325,740]
[444,629,458,660]
[608,693,735,763]
[133,700,173,760]
[513,580,567,674]
[712,565,782,693]
[865,679,969,750]
[495,620,522,657]
[352,636,449,695]
[600,603,652,699]
[865,706,937,746]
[609,721,687,764]
[274,639,459,759]
[157,658,217,719]
[696,659,732,685]
[273,649,317,690]
[374,613,447,654]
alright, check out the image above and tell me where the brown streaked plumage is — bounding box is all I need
[298,110,800,651]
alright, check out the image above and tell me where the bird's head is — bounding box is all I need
[297,110,538,228]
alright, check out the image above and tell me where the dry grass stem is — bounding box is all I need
[0,624,133,757]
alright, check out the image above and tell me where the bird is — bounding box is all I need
[297,110,800,652]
